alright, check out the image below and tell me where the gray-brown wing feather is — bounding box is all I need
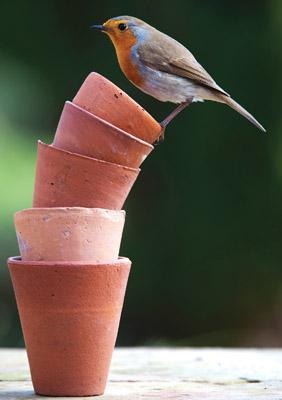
[137,31,229,97]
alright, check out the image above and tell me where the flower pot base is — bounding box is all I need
[54,101,154,168]
[8,256,131,397]
[73,72,162,143]
[14,207,125,262]
[33,141,140,209]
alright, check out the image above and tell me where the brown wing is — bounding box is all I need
[137,30,230,97]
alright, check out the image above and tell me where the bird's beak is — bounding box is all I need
[90,24,106,32]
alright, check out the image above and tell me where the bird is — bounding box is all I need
[92,16,266,141]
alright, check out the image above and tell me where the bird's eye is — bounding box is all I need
[118,23,127,31]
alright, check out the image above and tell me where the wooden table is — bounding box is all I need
[0,348,281,399]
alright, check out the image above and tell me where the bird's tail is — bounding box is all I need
[217,94,266,133]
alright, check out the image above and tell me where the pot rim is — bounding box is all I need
[7,256,130,267]
[63,101,154,150]
[38,141,140,174]
[14,207,126,219]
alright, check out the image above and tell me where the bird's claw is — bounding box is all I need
[153,123,166,145]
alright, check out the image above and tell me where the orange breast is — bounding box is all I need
[111,32,144,87]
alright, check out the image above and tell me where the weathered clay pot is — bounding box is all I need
[53,101,154,168]
[73,72,162,144]
[8,256,131,397]
[14,207,125,262]
[33,141,139,209]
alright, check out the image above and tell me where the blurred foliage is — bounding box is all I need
[0,0,281,347]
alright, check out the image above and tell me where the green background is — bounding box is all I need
[0,0,281,347]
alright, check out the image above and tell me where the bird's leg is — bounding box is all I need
[157,100,192,143]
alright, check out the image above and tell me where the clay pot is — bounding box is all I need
[53,101,153,168]
[8,256,131,397]
[14,207,125,262]
[32,141,139,209]
[73,72,162,144]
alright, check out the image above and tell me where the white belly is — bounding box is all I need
[132,66,199,103]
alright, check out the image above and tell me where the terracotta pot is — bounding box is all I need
[33,141,139,209]
[14,207,125,262]
[8,256,131,397]
[53,101,153,168]
[73,72,162,144]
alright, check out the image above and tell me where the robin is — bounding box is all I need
[92,16,266,140]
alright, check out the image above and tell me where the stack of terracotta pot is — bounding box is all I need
[7,73,161,397]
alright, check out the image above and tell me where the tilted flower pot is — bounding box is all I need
[14,207,125,262]
[33,141,140,209]
[53,101,154,168]
[73,72,162,144]
[7,256,131,397]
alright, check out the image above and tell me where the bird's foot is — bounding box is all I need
[155,100,192,145]
[154,123,166,145]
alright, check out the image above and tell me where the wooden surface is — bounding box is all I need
[0,348,282,399]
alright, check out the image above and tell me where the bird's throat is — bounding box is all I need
[110,34,144,87]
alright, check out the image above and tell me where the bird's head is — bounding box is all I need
[91,16,150,49]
